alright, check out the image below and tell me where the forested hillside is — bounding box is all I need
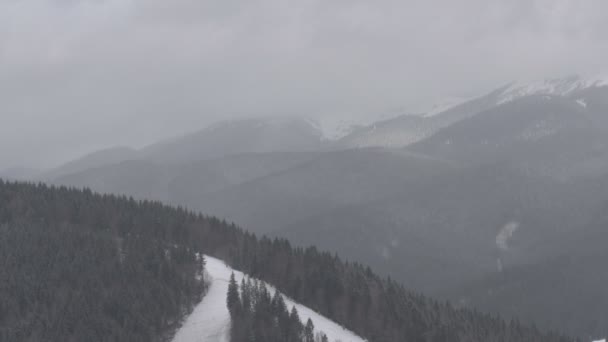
[227,274,331,342]
[0,180,573,342]
[0,199,205,341]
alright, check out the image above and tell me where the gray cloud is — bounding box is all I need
[1,0,607,168]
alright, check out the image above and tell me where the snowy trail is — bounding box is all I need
[171,260,232,342]
[171,256,366,342]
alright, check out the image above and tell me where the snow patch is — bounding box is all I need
[498,76,608,105]
[423,96,472,117]
[311,114,403,141]
[172,256,366,342]
[577,99,588,108]
[306,117,362,141]
[496,221,519,251]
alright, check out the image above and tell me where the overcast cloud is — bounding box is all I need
[1,0,607,168]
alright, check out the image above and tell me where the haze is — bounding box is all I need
[2,0,607,168]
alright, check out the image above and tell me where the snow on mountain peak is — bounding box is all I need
[497,76,608,105]
[309,116,391,141]
[423,96,472,117]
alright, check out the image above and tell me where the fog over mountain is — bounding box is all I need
[2,2,608,342]
[36,77,608,338]
[2,0,608,169]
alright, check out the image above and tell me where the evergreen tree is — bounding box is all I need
[0,180,575,342]
[227,272,241,316]
[289,307,303,341]
[304,318,315,342]
[241,278,252,313]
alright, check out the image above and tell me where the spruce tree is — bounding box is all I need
[289,307,303,341]
[227,272,241,316]
[304,318,315,342]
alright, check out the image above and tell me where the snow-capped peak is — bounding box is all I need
[497,75,608,105]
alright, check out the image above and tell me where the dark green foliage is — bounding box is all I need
[228,278,327,342]
[304,318,315,342]
[0,180,575,342]
[227,273,241,316]
[0,181,205,342]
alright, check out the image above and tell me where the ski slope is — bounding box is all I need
[172,256,366,342]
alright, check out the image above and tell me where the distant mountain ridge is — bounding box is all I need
[18,75,608,338]
[38,75,608,180]
[337,75,608,149]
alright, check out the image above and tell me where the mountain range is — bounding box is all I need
[13,75,608,338]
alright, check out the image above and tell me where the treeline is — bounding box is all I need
[0,180,575,341]
[227,274,329,342]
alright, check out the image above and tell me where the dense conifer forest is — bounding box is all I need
[0,180,208,341]
[0,180,575,342]
[227,274,330,342]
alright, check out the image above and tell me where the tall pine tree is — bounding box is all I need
[227,272,241,316]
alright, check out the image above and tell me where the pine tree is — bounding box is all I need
[289,306,303,341]
[241,278,252,313]
[304,318,315,342]
[227,272,241,316]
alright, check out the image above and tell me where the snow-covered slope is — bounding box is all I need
[497,76,608,105]
[423,96,473,117]
[172,256,366,342]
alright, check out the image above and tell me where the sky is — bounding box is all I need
[1,0,608,169]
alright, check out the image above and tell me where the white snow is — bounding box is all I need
[497,76,608,105]
[496,221,519,251]
[172,256,366,342]
[171,259,231,342]
[577,99,588,108]
[311,115,391,141]
[423,96,472,117]
[305,117,360,141]
[592,339,606,342]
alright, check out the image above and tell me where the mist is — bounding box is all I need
[2,0,608,168]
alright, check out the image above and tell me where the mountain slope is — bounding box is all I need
[172,256,365,342]
[496,76,608,105]
[338,76,608,150]
[335,84,509,149]
[140,118,326,164]
[40,146,138,181]
[0,166,41,181]
[410,94,608,179]
[278,164,608,337]
[51,151,321,208]
[52,148,454,234]
[191,149,454,233]
[40,118,327,181]
[0,180,571,342]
